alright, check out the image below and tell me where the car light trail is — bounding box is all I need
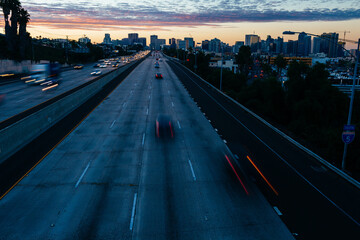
[169,121,174,138]
[246,156,279,196]
[42,84,59,91]
[225,155,249,195]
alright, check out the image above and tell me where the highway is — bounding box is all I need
[0,61,123,122]
[0,55,294,239]
[167,59,360,239]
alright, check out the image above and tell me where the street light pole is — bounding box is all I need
[220,45,223,91]
[341,39,360,170]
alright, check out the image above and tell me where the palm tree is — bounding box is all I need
[0,0,21,53]
[18,7,30,58]
[0,0,12,38]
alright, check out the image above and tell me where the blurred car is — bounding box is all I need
[155,114,174,138]
[73,64,84,70]
[91,70,102,76]
[155,62,160,68]
[112,64,119,67]
[155,73,163,79]
[0,93,5,104]
[99,64,107,68]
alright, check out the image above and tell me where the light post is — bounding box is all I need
[283,31,359,170]
[220,44,224,91]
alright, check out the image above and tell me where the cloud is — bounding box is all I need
[11,1,360,31]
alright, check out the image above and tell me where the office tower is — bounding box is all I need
[128,33,139,45]
[103,33,111,44]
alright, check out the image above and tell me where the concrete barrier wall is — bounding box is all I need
[0,62,136,163]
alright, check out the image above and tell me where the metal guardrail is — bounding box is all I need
[166,55,360,190]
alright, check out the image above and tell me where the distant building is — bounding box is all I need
[128,33,139,45]
[184,37,194,50]
[275,37,284,54]
[156,39,166,50]
[270,57,312,66]
[297,32,311,56]
[202,40,209,51]
[233,41,244,54]
[320,32,339,58]
[178,40,186,50]
[103,33,112,45]
[137,37,147,47]
[121,38,130,45]
[313,37,321,54]
[150,35,158,50]
[245,34,260,47]
[209,38,221,53]
[79,36,91,44]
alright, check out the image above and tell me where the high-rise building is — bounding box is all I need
[150,35,158,50]
[137,37,147,47]
[297,32,307,56]
[103,33,112,44]
[201,40,209,50]
[184,37,194,50]
[128,33,139,45]
[178,40,186,50]
[275,37,283,54]
[245,34,260,47]
[313,37,321,54]
[209,38,221,53]
[320,32,339,57]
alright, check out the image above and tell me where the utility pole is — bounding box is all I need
[66,35,69,64]
[342,38,360,170]
[220,44,223,91]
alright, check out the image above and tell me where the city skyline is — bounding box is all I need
[1,0,360,49]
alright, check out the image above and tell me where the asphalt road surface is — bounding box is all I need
[0,55,294,239]
[0,62,121,122]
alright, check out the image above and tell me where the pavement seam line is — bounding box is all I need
[129,193,138,231]
[188,159,197,181]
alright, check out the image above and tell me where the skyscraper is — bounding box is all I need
[103,33,111,45]
[245,34,260,47]
[128,33,139,45]
[150,35,158,50]
[184,37,194,50]
[320,32,339,58]
[313,37,321,54]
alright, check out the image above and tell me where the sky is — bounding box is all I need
[1,0,360,49]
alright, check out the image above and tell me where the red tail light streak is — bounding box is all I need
[225,155,249,195]
[246,156,279,196]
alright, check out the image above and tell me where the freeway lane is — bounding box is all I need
[167,59,360,239]
[0,55,293,239]
[0,62,122,122]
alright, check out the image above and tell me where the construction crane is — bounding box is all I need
[339,31,351,45]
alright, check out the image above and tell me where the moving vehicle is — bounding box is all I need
[91,70,102,76]
[155,73,163,79]
[155,62,160,68]
[24,63,61,85]
[0,93,5,104]
[112,64,119,67]
[155,114,174,138]
[73,64,84,69]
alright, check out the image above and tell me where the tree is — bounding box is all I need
[274,54,287,78]
[18,7,30,58]
[0,0,25,58]
[235,46,252,76]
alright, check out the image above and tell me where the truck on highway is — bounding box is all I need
[23,63,61,85]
